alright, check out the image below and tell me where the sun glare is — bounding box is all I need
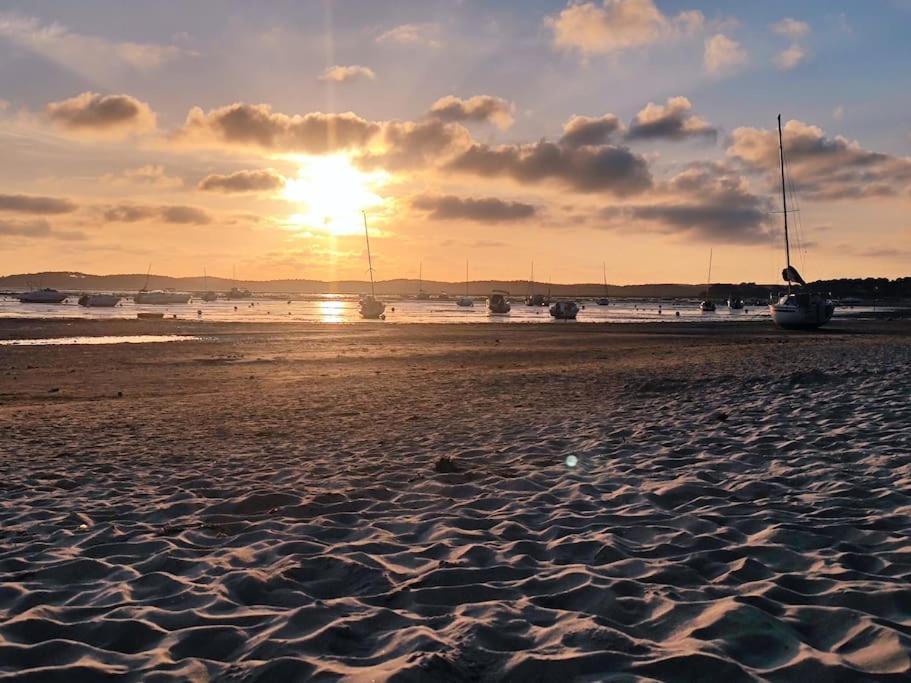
[283,155,388,236]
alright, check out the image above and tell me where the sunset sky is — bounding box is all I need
[1,0,909,284]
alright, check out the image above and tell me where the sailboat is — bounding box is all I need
[699,250,716,312]
[416,261,430,300]
[225,265,252,300]
[769,115,834,329]
[596,262,610,306]
[78,293,120,307]
[135,265,191,304]
[525,261,547,306]
[487,290,511,314]
[201,267,217,301]
[359,211,386,319]
[457,259,474,307]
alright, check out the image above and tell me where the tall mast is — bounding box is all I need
[418,260,422,293]
[777,114,791,292]
[465,258,469,296]
[707,249,713,296]
[362,211,376,298]
[603,261,608,296]
[144,263,151,291]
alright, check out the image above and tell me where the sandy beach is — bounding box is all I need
[1,318,910,681]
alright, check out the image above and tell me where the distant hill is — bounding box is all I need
[1,271,908,300]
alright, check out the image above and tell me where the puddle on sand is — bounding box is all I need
[0,335,202,346]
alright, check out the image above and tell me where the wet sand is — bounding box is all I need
[1,318,910,680]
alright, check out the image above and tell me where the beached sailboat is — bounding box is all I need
[550,300,580,319]
[201,267,217,302]
[416,261,430,300]
[487,290,511,314]
[135,265,190,304]
[19,288,68,304]
[78,294,120,307]
[457,259,474,307]
[769,115,834,329]
[524,262,548,306]
[699,250,716,312]
[596,262,610,306]
[359,211,386,319]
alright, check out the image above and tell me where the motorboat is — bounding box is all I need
[768,115,834,329]
[135,290,191,304]
[700,300,716,312]
[525,293,549,306]
[201,291,218,302]
[226,287,252,300]
[550,300,580,319]
[359,212,385,320]
[728,296,744,310]
[487,290,511,314]
[19,288,67,304]
[78,294,120,307]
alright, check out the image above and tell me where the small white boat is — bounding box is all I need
[19,288,67,304]
[78,294,120,307]
[359,212,385,320]
[135,290,191,305]
[550,301,580,319]
[487,290,511,314]
[768,115,834,330]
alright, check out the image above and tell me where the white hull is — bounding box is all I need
[769,296,834,329]
[19,290,67,304]
[79,294,120,307]
[359,296,386,319]
[135,291,191,305]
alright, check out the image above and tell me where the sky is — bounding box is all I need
[0,0,909,284]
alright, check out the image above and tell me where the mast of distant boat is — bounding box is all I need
[603,261,608,298]
[362,211,376,298]
[143,263,151,292]
[465,259,469,297]
[418,260,422,295]
[529,261,534,298]
[778,114,791,295]
[706,249,713,299]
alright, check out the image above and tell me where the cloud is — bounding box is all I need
[0,218,86,240]
[704,34,747,75]
[102,165,183,189]
[357,119,472,171]
[0,13,186,80]
[626,96,716,142]
[318,65,376,83]
[376,23,441,48]
[547,0,703,57]
[46,92,156,137]
[173,103,380,153]
[428,95,515,130]
[602,163,774,243]
[198,169,286,193]
[560,114,623,147]
[774,44,806,71]
[446,138,652,195]
[772,18,810,39]
[727,119,911,200]
[0,193,77,214]
[102,204,212,224]
[412,195,536,222]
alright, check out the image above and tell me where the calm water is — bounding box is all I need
[0,294,880,324]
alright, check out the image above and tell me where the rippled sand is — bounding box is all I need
[1,319,910,680]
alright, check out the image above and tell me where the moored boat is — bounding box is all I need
[550,300,580,319]
[78,293,120,307]
[19,288,68,304]
[487,290,511,314]
[135,290,191,305]
[359,211,385,320]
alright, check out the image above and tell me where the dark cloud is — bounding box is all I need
[412,195,536,222]
[560,114,623,147]
[626,96,717,142]
[601,163,774,243]
[175,103,380,153]
[357,119,471,170]
[198,169,285,193]
[428,95,514,129]
[727,119,911,200]
[46,92,156,135]
[0,194,77,214]
[103,204,212,224]
[0,218,86,240]
[446,140,652,195]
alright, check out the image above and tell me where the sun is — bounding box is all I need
[283,155,388,235]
